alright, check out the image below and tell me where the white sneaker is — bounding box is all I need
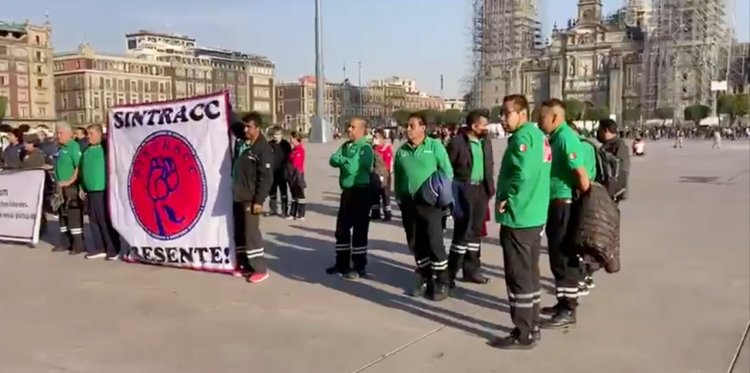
[106,254,120,261]
[85,253,107,260]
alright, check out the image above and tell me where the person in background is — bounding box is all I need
[597,119,631,202]
[267,127,292,218]
[75,127,89,152]
[712,130,722,150]
[674,128,685,149]
[447,109,495,286]
[52,123,85,255]
[79,125,121,260]
[2,129,24,169]
[286,131,307,221]
[35,126,58,164]
[632,137,646,156]
[394,112,454,301]
[232,112,273,284]
[537,99,591,329]
[371,129,394,221]
[327,117,374,280]
[490,94,550,349]
[21,134,47,169]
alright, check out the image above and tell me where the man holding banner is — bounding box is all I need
[232,112,273,283]
[52,123,85,255]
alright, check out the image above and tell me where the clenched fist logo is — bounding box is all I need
[128,131,208,240]
[147,157,185,237]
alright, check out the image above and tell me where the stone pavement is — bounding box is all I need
[0,140,748,373]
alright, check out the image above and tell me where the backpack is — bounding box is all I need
[581,139,623,199]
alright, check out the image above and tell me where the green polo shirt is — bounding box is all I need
[549,122,584,200]
[55,139,82,183]
[80,144,106,192]
[329,137,374,189]
[469,138,484,182]
[496,122,551,228]
[394,136,454,200]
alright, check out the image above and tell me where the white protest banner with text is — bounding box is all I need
[108,92,235,272]
[0,169,45,244]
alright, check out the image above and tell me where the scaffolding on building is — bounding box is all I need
[641,0,732,122]
[465,0,541,109]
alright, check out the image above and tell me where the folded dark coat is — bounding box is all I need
[572,182,621,273]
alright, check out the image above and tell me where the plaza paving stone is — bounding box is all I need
[1,139,748,373]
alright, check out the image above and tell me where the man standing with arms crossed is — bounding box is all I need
[52,123,85,255]
[537,99,592,329]
[327,117,374,280]
[490,95,551,349]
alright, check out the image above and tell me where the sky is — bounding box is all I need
[4,0,749,98]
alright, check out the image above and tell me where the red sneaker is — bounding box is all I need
[247,272,269,284]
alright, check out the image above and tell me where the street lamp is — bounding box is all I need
[309,0,329,143]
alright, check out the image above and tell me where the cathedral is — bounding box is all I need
[480,0,647,121]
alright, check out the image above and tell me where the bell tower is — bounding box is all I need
[577,0,603,24]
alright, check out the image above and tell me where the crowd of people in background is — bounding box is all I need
[0,101,746,351]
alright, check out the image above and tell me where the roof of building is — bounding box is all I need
[0,21,27,33]
[125,30,195,42]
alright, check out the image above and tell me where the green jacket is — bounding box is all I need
[496,122,551,228]
[329,137,374,189]
[393,137,453,200]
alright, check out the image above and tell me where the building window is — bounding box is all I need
[35,35,41,45]
[20,106,29,118]
[0,76,6,85]
[78,113,84,124]
[94,97,101,109]
[62,97,68,109]
[39,107,46,116]
[37,79,43,88]
[16,62,28,73]
[106,97,112,108]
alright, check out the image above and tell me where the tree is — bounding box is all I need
[718,94,750,123]
[622,107,641,123]
[684,104,710,125]
[392,109,412,127]
[442,109,462,125]
[420,109,443,125]
[0,96,6,121]
[583,106,610,121]
[563,99,584,122]
[489,105,503,122]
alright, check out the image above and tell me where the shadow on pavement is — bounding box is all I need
[265,226,513,339]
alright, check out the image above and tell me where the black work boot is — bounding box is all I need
[540,309,576,329]
[370,208,381,220]
[541,302,562,316]
[383,209,392,221]
[280,201,289,219]
[296,203,306,220]
[411,275,430,298]
[488,329,536,350]
[431,281,450,302]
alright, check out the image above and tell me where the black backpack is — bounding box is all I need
[581,139,623,199]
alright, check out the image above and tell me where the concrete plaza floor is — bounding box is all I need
[1,139,748,373]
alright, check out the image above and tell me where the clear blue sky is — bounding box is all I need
[5,0,749,98]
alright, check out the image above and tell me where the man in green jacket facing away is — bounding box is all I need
[327,116,374,280]
[537,99,592,329]
[490,94,551,349]
[394,112,454,301]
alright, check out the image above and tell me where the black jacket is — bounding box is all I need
[233,135,274,204]
[447,129,495,198]
[269,139,292,173]
[600,137,630,200]
[572,183,621,273]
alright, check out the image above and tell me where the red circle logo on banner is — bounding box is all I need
[127,130,207,240]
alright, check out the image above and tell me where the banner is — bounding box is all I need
[0,169,45,245]
[108,92,235,272]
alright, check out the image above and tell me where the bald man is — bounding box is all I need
[327,117,375,280]
[537,99,591,329]
[52,122,85,255]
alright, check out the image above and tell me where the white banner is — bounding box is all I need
[0,169,45,245]
[108,92,235,272]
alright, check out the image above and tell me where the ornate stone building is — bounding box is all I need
[484,0,645,121]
